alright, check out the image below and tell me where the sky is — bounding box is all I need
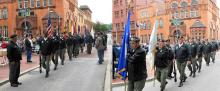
[78,0,112,24]
[218,0,220,10]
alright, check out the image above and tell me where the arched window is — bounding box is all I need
[191,0,198,6]
[181,1,188,7]
[159,18,163,28]
[171,2,178,9]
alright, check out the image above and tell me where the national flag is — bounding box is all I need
[146,20,159,70]
[116,10,131,81]
[47,15,53,37]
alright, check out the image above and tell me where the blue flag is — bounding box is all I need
[116,10,131,81]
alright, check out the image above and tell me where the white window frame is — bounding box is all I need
[43,0,47,7]
[24,0,29,8]
[30,0,35,8]
[18,0,22,9]
[0,10,2,19]
[48,0,52,6]
[36,0,41,7]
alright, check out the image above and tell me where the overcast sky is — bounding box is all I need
[78,0,112,24]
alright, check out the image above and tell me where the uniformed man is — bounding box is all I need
[203,39,212,66]
[187,38,198,77]
[7,34,22,87]
[85,34,94,54]
[66,32,73,61]
[72,33,80,58]
[174,36,190,87]
[155,40,173,91]
[79,35,85,53]
[210,39,218,63]
[59,33,66,65]
[51,32,60,70]
[39,32,53,78]
[197,39,203,73]
[165,39,174,79]
[127,37,147,91]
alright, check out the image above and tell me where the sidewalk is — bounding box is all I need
[0,53,40,85]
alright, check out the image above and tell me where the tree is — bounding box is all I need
[93,21,110,32]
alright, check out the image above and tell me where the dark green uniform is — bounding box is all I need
[7,40,22,86]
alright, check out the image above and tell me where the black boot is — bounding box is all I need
[45,71,49,78]
[183,76,187,82]
[178,81,183,87]
[189,71,193,76]
[193,72,196,78]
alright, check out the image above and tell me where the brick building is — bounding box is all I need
[0,0,92,38]
[112,0,220,43]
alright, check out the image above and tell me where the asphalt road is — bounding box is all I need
[113,52,220,91]
[0,49,108,91]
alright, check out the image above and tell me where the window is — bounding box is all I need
[143,21,146,30]
[121,10,123,17]
[3,26,8,37]
[0,10,2,19]
[18,0,22,9]
[43,0,47,7]
[185,11,189,18]
[190,11,197,18]
[36,0,41,7]
[24,0,29,8]
[48,0,52,6]
[174,12,179,19]
[180,11,185,18]
[171,2,178,9]
[141,11,146,18]
[191,0,198,6]
[30,0,35,8]
[159,18,163,28]
[147,20,151,30]
[181,1,188,7]
[2,9,8,19]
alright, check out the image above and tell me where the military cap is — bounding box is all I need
[130,36,140,43]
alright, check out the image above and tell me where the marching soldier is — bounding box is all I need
[174,36,190,87]
[187,38,198,77]
[210,39,218,63]
[66,32,73,61]
[127,37,147,91]
[154,40,173,91]
[79,35,85,53]
[39,32,53,78]
[59,33,66,65]
[51,32,60,70]
[72,33,80,58]
[86,34,94,54]
[197,39,204,73]
[165,39,174,79]
[203,39,212,66]
[7,34,22,87]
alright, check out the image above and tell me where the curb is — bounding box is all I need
[112,77,155,87]
[0,66,39,86]
[104,45,112,91]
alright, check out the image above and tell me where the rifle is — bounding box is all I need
[173,60,177,82]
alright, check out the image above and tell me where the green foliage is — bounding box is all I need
[93,22,112,32]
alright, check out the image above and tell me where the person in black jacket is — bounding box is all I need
[39,32,53,78]
[51,32,60,70]
[155,40,171,91]
[203,39,212,66]
[174,36,190,87]
[66,32,73,61]
[59,33,67,65]
[197,39,203,72]
[187,38,198,77]
[25,34,33,62]
[210,39,218,63]
[127,37,147,91]
[7,34,22,87]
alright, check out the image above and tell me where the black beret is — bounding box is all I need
[130,36,140,43]
[10,34,17,38]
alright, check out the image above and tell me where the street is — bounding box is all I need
[0,45,111,91]
[113,52,220,91]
